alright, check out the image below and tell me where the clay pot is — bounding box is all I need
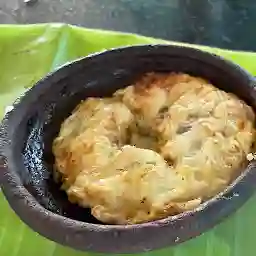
[1,45,256,253]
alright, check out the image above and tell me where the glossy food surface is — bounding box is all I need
[53,72,255,225]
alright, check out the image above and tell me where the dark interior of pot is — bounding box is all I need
[15,46,256,225]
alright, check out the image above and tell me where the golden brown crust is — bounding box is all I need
[53,73,255,224]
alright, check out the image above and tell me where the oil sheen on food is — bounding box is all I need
[53,73,255,224]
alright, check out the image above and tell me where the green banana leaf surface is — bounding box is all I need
[0,24,256,256]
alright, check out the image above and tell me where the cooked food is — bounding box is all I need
[53,73,255,224]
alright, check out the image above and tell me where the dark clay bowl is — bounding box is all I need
[1,45,256,254]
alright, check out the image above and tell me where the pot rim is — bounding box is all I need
[1,44,256,233]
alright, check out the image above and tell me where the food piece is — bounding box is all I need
[53,72,255,224]
[53,98,133,187]
[68,146,195,224]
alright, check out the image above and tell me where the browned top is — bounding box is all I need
[53,72,255,225]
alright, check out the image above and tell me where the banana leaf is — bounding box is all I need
[0,24,256,256]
